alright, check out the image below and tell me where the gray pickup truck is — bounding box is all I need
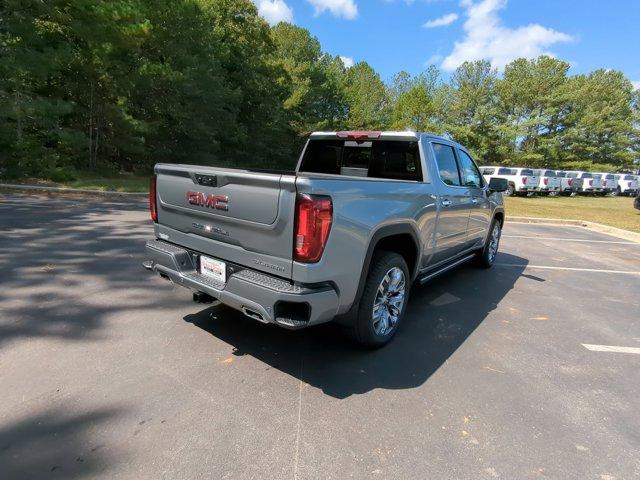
[145,131,508,347]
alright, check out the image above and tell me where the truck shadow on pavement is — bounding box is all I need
[184,253,530,399]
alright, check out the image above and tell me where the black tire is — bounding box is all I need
[349,251,410,348]
[476,218,502,269]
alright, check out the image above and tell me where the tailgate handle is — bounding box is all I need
[195,174,218,187]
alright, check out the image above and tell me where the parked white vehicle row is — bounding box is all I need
[592,173,618,194]
[479,166,540,196]
[613,174,639,196]
[564,171,604,195]
[532,169,561,195]
[480,167,639,197]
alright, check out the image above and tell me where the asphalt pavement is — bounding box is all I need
[1,193,639,480]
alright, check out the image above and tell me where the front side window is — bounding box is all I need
[457,150,483,188]
[432,143,460,186]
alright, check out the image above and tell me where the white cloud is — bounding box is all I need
[254,0,293,25]
[632,80,640,91]
[424,54,444,66]
[423,13,458,28]
[307,0,358,20]
[339,56,355,68]
[441,0,573,71]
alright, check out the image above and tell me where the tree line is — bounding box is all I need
[1,0,638,181]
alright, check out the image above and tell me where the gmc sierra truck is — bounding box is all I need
[144,131,508,347]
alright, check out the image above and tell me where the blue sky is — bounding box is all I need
[253,0,640,87]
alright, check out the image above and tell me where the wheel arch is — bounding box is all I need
[354,224,421,306]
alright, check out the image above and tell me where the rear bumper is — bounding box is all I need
[145,239,339,329]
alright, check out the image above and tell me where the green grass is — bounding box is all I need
[64,173,149,192]
[506,195,640,233]
[6,172,150,193]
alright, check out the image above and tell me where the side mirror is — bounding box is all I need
[488,177,509,193]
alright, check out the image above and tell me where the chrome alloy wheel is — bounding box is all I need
[488,223,501,263]
[372,267,406,336]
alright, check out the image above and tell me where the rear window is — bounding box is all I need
[481,168,495,175]
[580,173,593,179]
[567,172,579,178]
[498,168,514,175]
[592,174,601,179]
[520,169,534,176]
[299,139,422,181]
[533,169,554,176]
[623,175,635,180]
[556,171,567,177]
[604,174,615,179]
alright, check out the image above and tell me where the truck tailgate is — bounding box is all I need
[154,164,296,278]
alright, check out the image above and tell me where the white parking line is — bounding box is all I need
[503,235,639,245]
[582,344,640,355]
[495,263,640,275]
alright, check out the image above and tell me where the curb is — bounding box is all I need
[509,216,640,243]
[0,183,147,198]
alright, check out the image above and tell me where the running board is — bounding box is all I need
[418,253,476,284]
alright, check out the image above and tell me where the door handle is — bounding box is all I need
[441,198,452,207]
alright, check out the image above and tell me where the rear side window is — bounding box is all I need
[498,168,514,175]
[299,139,422,181]
[481,168,495,175]
[432,143,460,186]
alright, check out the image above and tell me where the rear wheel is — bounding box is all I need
[349,252,410,348]
[476,219,501,268]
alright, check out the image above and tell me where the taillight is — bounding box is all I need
[629,181,633,188]
[522,176,527,185]
[568,178,573,186]
[336,131,381,140]
[588,180,593,187]
[543,178,549,185]
[149,175,158,222]
[294,194,332,263]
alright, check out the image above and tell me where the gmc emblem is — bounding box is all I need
[187,191,229,211]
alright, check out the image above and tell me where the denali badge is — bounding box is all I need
[187,191,229,211]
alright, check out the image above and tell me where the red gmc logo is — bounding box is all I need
[187,191,229,211]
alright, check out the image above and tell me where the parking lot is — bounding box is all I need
[1,192,639,480]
